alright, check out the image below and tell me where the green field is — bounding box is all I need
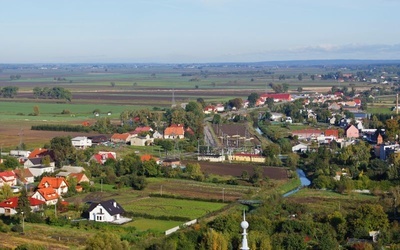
[122,197,226,219]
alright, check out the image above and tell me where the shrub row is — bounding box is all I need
[31,124,91,133]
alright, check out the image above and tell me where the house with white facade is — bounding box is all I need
[71,136,92,149]
[31,188,60,205]
[88,199,127,223]
[130,134,154,146]
[37,177,68,195]
[0,171,17,188]
[28,165,55,177]
[0,197,45,216]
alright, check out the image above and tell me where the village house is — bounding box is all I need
[31,187,60,205]
[162,158,181,168]
[130,126,153,137]
[228,153,265,163]
[37,177,69,195]
[0,197,45,216]
[345,124,359,139]
[27,165,55,177]
[197,154,225,162]
[88,135,109,145]
[89,151,117,165]
[24,157,55,168]
[164,124,185,139]
[130,134,154,146]
[291,129,323,141]
[203,105,216,114]
[71,136,92,149]
[88,199,127,223]
[292,143,310,153]
[13,168,35,185]
[140,154,161,164]
[110,133,132,144]
[259,93,292,103]
[0,171,17,188]
[69,173,90,184]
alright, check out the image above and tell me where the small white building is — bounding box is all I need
[28,165,55,177]
[130,134,154,146]
[292,143,309,153]
[71,136,92,149]
[88,199,125,223]
[9,150,31,158]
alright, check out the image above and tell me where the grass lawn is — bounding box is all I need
[123,197,226,219]
[124,218,183,232]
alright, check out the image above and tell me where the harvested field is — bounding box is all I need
[185,161,290,180]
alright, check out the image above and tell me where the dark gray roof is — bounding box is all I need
[88,199,124,216]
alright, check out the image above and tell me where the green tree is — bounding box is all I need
[1,184,13,200]
[228,98,243,110]
[3,156,20,169]
[247,93,259,108]
[50,136,75,167]
[347,204,389,238]
[110,82,116,87]
[1,86,19,98]
[33,87,41,98]
[16,188,31,216]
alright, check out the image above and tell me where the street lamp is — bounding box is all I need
[21,212,24,233]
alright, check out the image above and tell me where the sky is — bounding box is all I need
[1,0,400,63]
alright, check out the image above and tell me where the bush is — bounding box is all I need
[61,109,71,114]
[26,213,45,224]
[15,244,46,250]
[11,224,23,233]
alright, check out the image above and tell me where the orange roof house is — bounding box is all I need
[164,124,185,139]
[110,133,132,144]
[69,173,90,184]
[32,187,60,205]
[324,129,339,139]
[140,154,160,164]
[38,177,68,195]
[28,148,49,158]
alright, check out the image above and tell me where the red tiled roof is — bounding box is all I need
[0,171,16,180]
[130,126,152,135]
[353,98,361,105]
[28,148,48,158]
[38,177,68,189]
[325,129,339,138]
[37,188,59,201]
[164,124,184,136]
[69,173,85,182]
[111,133,131,140]
[0,197,45,208]
[141,154,153,161]
[260,93,291,100]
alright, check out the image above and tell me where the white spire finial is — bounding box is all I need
[240,210,250,250]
